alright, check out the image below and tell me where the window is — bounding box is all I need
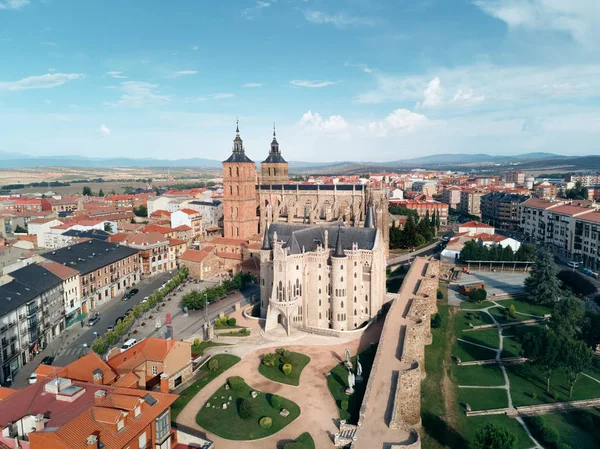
[138,431,147,448]
[155,410,170,442]
[152,365,158,375]
[134,406,141,418]
[117,419,124,431]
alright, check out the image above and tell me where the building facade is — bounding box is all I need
[481,192,530,231]
[260,218,386,336]
[458,190,484,217]
[260,127,289,184]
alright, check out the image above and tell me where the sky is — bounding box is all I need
[1,0,599,163]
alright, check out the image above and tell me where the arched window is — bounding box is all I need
[237,186,240,195]
[319,264,321,268]
[354,310,357,315]
[354,296,357,303]
[229,167,232,176]
[354,273,357,278]
[318,275,321,281]
[354,286,357,291]
[319,288,321,294]
[341,301,344,308]
[229,186,233,195]
[319,299,322,306]
[274,168,277,176]
[296,265,299,270]
[341,265,343,269]
[365,295,368,301]
[319,312,322,319]
[341,276,344,282]
[354,261,357,266]
[236,167,239,176]
[268,168,271,176]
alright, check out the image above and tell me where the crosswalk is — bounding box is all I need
[58,346,89,358]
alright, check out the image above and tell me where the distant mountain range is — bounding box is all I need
[0,150,595,172]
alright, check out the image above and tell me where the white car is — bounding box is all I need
[28,374,37,384]
[142,296,149,303]
[567,261,580,268]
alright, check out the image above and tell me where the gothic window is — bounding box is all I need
[335,289,338,297]
[319,288,321,294]
[354,261,357,266]
[354,296,357,303]
[296,265,299,270]
[268,168,271,176]
[354,273,357,278]
[354,310,357,315]
[236,167,239,177]
[229,167,232,176]
[365,307,368,314]
[319,264,321,268]
[237,186,240,195]
[319,313,322,319]
[365,295,368,301]
[319,299,321,306]
[229,186,233,195]
[341,265,343,269]
[341,301,344,308]
[354,286,357,291]
[274,168,277,176]
[341,276,344,282]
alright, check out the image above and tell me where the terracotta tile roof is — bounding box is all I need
[105,394,143,411]
[112,372,139,388]
[205,226,221,232]
[475,233,506,242]
[168,238,186,246]
[60,353,117,385]
[140,224,172,235]
[550,205,596,217]
[150,210,172,217]
[92,406,125,424]
[107,232,130,243]
[216,251,243,260]
[123,231,169,247]
[580,212,600,223]
[107,338,188,373]
[0,387,16,401]
[212,237,247,245]
[180,249,210,263]
[521,198,563,209]
[178,208,199,215]
[460,220,493,229]
[172,225,192,232]
[38,259,80,280]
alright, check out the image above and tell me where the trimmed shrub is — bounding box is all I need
[193,338,200,346]
[238,399,256,420]
[276,347,285,355]
[340,400,349,411]
[508,304,516,318]
[469,288,487,303]
[228,376,245,391]
[270,394,282,409]
[262,353,278,367]
[207,358,219,372]
[259,416,273,429]
[282,363,292,376]
[437,289,444,300]
[228,317,237,326]
[431,314,442,329]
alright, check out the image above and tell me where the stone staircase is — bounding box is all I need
[334,420,358,448]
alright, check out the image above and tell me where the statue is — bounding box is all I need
[356,355,363,383]
[344,349,353,370]
[345,369,356,395]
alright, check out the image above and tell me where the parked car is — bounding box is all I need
[106,325,114,332]
[114,316,125,326]
[567,261,580,268]
[87,312,100,326]
[122,292,130,301]
[129,288,139,296]
[41,356,54,366]
[28,374,37,384]
[142,296,149,303]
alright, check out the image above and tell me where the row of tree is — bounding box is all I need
[389,209,440,249]
[82,186,113,197]
[459,240,537,262]
[91,267,189,354]
[181,272,256,310]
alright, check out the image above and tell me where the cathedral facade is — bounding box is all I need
[259,212,387,335]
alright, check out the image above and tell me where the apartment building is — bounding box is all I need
[171,209,203,240]
[42,240,139,313]
[481,192,530,231]
[186,199,223,228]
[520,198,600,269]
[121,232,170,276]
[388,199,449,224]
[565,173,600,187]
[506,171,526,185]
[458,190,484,217]
[442,186,461,209]
[39,260,82,327]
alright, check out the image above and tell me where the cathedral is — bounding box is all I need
[221,122,390,335]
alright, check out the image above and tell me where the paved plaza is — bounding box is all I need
[448,271,527,306]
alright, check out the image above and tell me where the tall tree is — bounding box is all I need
[550,293,585,339]
[474,423,518,449]
[522,329,562,393]
[98,189,105,197]
[524,248,561,305]
[402,214,419,248]
[581,310,600,351]
[563,339,593,398]
[82,186,92,196]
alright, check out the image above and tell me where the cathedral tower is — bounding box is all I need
[260,125,288,184]
[222,121,258,239]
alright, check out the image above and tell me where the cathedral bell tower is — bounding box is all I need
[222,120,258,239]
[260,124,289,185]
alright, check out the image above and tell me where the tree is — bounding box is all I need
[562,339,593,398]
[207,358,219,371]
[98,189,105,197]
[134,205,148,217]
[91,336,107,355]
[82,186,92,196]
[550,293,584,339]
[270,394,281,409]
[104,222,113,233]
[262,353,278,367]
[474,423,518,449]
[522,329,562,393]
[13,224,27,234]
[524,248,561,305]
[239,399,257,420]
[515,243,536,262]
[469,288,487,303]
[581,310,600,351]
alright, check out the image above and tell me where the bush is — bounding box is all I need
[340,400,348,411]
[541,427,560,446]
[228,376,245,391]
[276,347,286,355]
[238,399,256,420]
[258,416,273,428]
[509,304,516,318]
[437,289,444,300]
[282,363,292,376]
[469,288,487,303]
[207,358,219,372]
[531,392,538,399]
[263,353,278,367]
[228,317,236,326]
[431,314,442,329]
[193,338,200,346]
[270,394,282,409]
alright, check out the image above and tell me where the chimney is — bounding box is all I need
[34,414,45,432]
[94,389,106,404]
[160,373,170,393]
[86,435,98,449]
[92,369,103,385]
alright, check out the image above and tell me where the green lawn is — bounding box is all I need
[258,351,311,386]
[455,310,495,331]
[452,340,497,363]
[460,300,495,310]
[501,336,522,358]
[462,415,534,449]
[191,341,230,356]
[501,323,545,358]
[327,344,377,424]
[452,364,505,387]
[457,387,509,411]
[493,298,552,317]
[171,354,240,423]
[526,410,600,449]
[292,432,316,449]
[196,379,300,440]
[459,328,500,350]
[506,363,600,407]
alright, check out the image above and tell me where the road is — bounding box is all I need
[387,241,442,267]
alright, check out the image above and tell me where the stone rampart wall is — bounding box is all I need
[390,360,422,428]
[390,430,421,449]
[404,320,425,372]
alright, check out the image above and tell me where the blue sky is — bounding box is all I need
[1,0,599,162]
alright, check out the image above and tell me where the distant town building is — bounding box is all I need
[481,192,529,231]
[506,171,526,186]
[458,190,484,217]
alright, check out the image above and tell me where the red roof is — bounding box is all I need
[460,221,493,229]
[216,251,243,260]
[180,249,211,263]
[212,237,247,245]
[172,225,192,232]
[140,224,172,235]
[178,208,199,215]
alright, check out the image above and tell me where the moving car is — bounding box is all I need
[129,288,139,296]
[87,312,100,326]
[28,374,37,384]
[41,356,54,365]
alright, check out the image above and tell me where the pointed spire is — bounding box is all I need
[236,117,240,134]
[261,225,271,251]
[333,224,346,258]
[273,122,276,138]
[364,204,375,228]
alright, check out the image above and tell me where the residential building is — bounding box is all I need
[506,171,526,186]
[442,186,461,209]
[179,249,219,281]
[388,199,448,224]
[185,200,223,229]
[39,260,81,328]
[565,173,600,187]
[170,209,203,241]
[260,217,386,335]
[388,188,404,200]
[458,221,495,236]
[458,190,484,217]
[481,192,530,231]
[116,232,170,276]
[42,240,139,313]
[48,197,79,214]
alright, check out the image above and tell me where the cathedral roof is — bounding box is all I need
[262,152,287,164]
[267,223,377,255]
[224,152,254,163]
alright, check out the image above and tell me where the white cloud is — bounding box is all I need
[475,0,599,44]
[243,83,263,88]
[365,109,429,136]
[185,93,235,102]
[0,0,30,10]
[172,70,198,77]
[290,79,337,88]
[299,111,349,133]
[99,124,110,135]
[109,81,171,108]
[0,73,83,91]
[345,62,372,73]
[256,1,271,8]
[452,88,485,106]
[105,71,127,79]
[40,41,57,46]
[303,10,377,28]
[417,77,443,109]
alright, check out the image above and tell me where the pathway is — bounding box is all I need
[176,322,383,449]
[455,301,543,449]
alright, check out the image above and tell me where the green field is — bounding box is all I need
[258,350,311,386]
[459,328,500,350]
[526,410,600,449]
[455,310,495,331]
[452,364,505,387]
[452,340,497,363]
[457,387,509,411]
[196,379,300,440]
[191,341,230,356]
